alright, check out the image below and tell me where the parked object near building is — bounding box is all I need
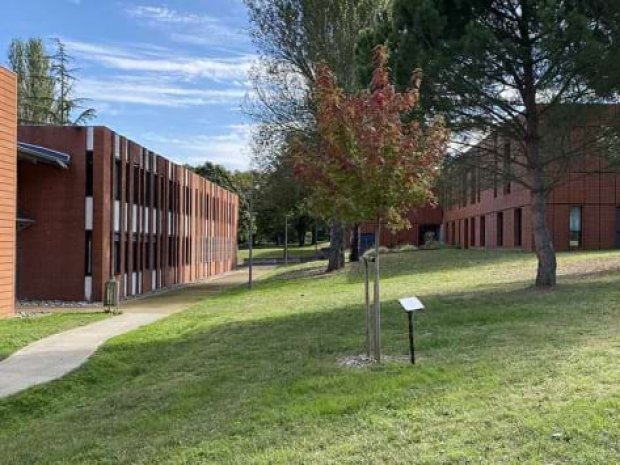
[17,126,239,304]
[0,68,17,317]
[356,205,443,254]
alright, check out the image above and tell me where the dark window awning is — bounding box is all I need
[17,142,71,169]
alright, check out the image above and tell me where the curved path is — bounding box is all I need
[0,266,274,399]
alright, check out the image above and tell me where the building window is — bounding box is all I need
[569,206,582,249]
[470,217,476,247]
[114,159,121,201]
[497,212,504,247]
[86,151,93,197]
[114,235,121,274]
[514,208,523,247]
[480,216,486,247]
[85,231,93,276]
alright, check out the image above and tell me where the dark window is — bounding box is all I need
[497,212,504,247]
[569,206,582,249]
[470,217,476,247]
[114,236,121,274]
[480,216,486,247]
[85,231,93,276]
[125,240,130,273]
[514,208,523,247]
[114,159,121,201]
[85,151,93,196]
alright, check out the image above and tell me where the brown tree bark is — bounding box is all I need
[531,187,557,288]
[327,220,345,272]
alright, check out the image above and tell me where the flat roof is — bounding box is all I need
[17,142,71,169]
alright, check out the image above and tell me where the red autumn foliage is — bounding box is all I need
[293,45,449,229]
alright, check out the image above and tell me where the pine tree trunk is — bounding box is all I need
[327,220,345,272]
[349,223,360,262]
[372,221,381,362]
[531,188,557,287]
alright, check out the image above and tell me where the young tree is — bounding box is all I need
[361,0,620,287]
[293,46,449,361]
[245,0,381,271]
[8,38,55,125]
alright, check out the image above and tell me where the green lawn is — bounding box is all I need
[237,241,329,262]
[1,249,619,464]
[0,313,109,361]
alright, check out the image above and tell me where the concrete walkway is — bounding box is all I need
[0,266,274,399]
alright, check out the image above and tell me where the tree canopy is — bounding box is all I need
[359,0,620,287]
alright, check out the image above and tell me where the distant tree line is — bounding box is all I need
[191,161,325,248]
[8,37,96,125]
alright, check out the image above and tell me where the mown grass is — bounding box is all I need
[237,241,328,262]
[0,313,109,361]
[0,249,618,464]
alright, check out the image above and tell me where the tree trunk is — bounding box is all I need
[296,226,306,247]
[311,224,318,245]
[531,188,557,287]
[327,220,345,272]
[349,223,360,262]
[372,221,381,362]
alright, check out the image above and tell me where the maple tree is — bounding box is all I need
[293,46,449,361]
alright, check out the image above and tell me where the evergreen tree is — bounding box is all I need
[361,0,620,287]
[8,38,55,125]
[50,38,96,125]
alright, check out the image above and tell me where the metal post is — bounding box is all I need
[364,257,371,358]
[248,187,253,289]
[284,214,289,265]
[373,221,381,362]
[408,312,415,365]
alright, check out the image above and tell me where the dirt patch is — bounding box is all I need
[559,257,620,278]
[337,354,412,368]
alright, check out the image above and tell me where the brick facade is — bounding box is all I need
[17,126,238,303]
[443,127,620,252]
[0,68,17,317]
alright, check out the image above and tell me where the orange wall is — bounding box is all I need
[0,68,16,317]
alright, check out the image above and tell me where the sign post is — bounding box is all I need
[398,296,425,365]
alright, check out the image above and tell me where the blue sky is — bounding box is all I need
[1,0,256,170]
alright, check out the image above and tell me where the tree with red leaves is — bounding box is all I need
[292,46,449,361]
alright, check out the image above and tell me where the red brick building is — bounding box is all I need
[16,126,238,304]
[442,115,620,252]
[0,68,17,317]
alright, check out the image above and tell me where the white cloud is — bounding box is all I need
[126,4,249,47]
[65,40,256,82]
[140,125,254,170]
[77,76,247,107]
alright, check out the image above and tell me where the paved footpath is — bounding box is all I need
[0,266,274,399]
